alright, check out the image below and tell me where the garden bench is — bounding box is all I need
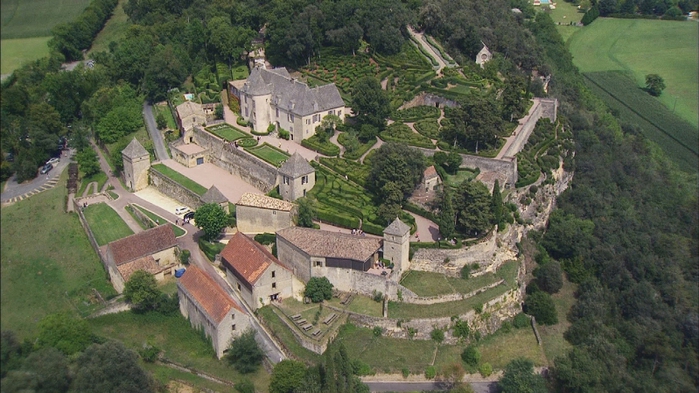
[290,314,302,320]
[295,318,307,325]
[312,329,321,337]
[323,313,337,325]
[302,324,313,331]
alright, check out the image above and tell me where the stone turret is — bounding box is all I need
[277,153,315,201]
[121,138,150,192]
[383,218,411,280]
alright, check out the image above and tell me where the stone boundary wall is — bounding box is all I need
[268,305,345,355]
[400,279,504,305]
[191,127,277,192]
[127,203,157,229]
[72,195,124,293]
[149,168,203,209]
[414,147,517,187]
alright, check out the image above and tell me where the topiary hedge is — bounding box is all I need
[301,135,340,156]
[236,137,257,147]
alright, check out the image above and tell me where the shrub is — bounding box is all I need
[473,303,483,314]
[267,123,276,133]
[305,277,333,302]
[534,261,563,294]
[407,327,418,339]
[237,137,257,147]
[414,119,440,139]
[453,319,470,338]
[512,313,530,329]
[351,359,374,376]
[402,368,410,378]
[461,346,481,367]
[225,329,264,374]
[460,265,472,279]
[479,362,493,377]
[373,326,383,337]
[254,233,276,245]
[139,344,160,363]
[431,328,445,343]
[278,128,290,140]
[524,291,558,325]
[425,365,437,379]
[372,290,384,303]
[179,250,190,265]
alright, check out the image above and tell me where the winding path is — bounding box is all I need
[407,26,449,73]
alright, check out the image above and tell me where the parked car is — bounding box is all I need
[175,207,190,215]
[40,163,53,174]
[183,211,195,220]
[46,157,60,165]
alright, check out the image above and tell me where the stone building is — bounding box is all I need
[105,225,179,293]
[382,218,411,279]
[176,101,207,143]
[177,265,250,358]
[476,43,492,68]
[236,192,295,234]
[423,165,441,192]
[278,152,315,202]
[121,138,150,192]
[236,67,346,141]
[220,232,296,310]
[171,142,207,167]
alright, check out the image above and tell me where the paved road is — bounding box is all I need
[365,381,497,393]
[143,102,170,161]
[1,149,75,203]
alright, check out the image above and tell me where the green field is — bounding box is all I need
[0,36,52,74]
[83,202,134,245]
[1,0,91,39]
[569,18,699,128]
[0,171,116,338]
[87,0,130,55]
[546,1,584,43]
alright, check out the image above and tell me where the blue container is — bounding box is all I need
[175,268,186,278]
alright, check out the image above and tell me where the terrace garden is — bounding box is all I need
[400,260,518,297]
[244,143,290,167]
[151,164,208,196]
[380,122,435,149]
[206,123,251,142]
[515,118,573,188]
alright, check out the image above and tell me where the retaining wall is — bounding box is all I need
[191,127,278,192]
[414,147,517,187]
[150,169,204,209]
[268,305,345,355]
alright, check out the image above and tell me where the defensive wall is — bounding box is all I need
[415,147,518,188]
[149,167,204,209]
[190,127,278,192]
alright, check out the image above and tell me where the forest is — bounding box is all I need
[1,0,697,392]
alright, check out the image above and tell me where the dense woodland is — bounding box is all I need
[1,0,697,392]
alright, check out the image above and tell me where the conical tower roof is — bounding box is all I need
[383,218,410,236]
[202,186,228,203]
[278,152,314,178]
[121,138,149,159]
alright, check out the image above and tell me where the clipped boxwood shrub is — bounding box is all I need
[236,117,249,127]
[301,136,340,156]
[379,122,434,149]
[237,137,257,148]
[315,208,360,229]
[414,119,440,139]
[392,105,440,122]
[254,233,276,245]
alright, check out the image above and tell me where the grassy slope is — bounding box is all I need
[87,0,130,55]
[83,202,134,246]
[547,2,585,43]
[0,170,116,338]
[568,18,699,128]
[537,277,577,364]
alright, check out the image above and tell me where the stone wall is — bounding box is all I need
[414,147,517,187]
[236,205,294,234]
[500,101,543,159]
[150,168,204,209]
[191,127,277,192]
[399,92,460,110]
[399,279,504,305]
[267,305,345,355]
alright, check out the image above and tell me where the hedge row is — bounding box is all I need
[338,133,377,160]
[301,136,340,156]
[409,37,439,67]
[315,207,360,229]
[49,0,118,61]
[403,201,438,222]
[414,119,440,139]
[318,157,370,186]
[380,123,435,149]
[425,35,456,65]
[392,106,440,122]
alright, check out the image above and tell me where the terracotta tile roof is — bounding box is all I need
[424,165,439,179]
[237,193,295,211]
[108,225,177,266]
[220,232,289,287]
[178,265,243,322]
[276,227,381,262]
[117,256,168,282]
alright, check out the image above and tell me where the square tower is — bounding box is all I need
[277,152,315,201]
[383,218,411,280]
[121,138,151,192]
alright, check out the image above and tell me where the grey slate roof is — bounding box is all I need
[121,138,149,159]
[278,153,314,178]
[241,67,345,116]
[383,218,410,236]
[202,186,228,203]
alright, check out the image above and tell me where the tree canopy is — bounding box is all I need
[123,270,161,312]
[194,203,228,241]
[350,76,391,130]
[225,329,265,374]
[72,341,154,393]
[367,142,426,201]
[304,276,333,303]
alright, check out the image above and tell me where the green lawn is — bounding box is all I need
[335,323,437,374]
[88,311,271,389]
[142,362,237,393]
[206,123,250,141]
[151,164,208,196]
[1,0,91,39]
[388,283,510,319]
[546,1,584,43]
[326,294,384,317]
[0,36,51,74]
[568,18,699,128]
[153,102,177,131]
[83,202,134,246]
[443,168,478,187]
[400,270,499,297]
[245,143,290,167]
[77,171,108,197]
[87,0,130,55]
[0,171,116,339]
[133,205,186,237]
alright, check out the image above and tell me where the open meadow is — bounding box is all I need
[87,0,130,55]
[568,18,698,129]
[1,0,91,74]
[0,171,116,338]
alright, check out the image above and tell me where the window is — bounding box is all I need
[303,189,307,197]
[273,210,276,215]
[328,110,332,115]
[288,114,295,122]
[315,261,322,267]
[272,271,276,278]
[276,108,279,117]
[244,96,247,103]
[306,119,310,125]
[237,283,241,291]
[231,313,235,320]
[232,324,236,331]
[283,176,289,185]
[272,282,276,289]
[244,108,248,117]
[301,175,308,185]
